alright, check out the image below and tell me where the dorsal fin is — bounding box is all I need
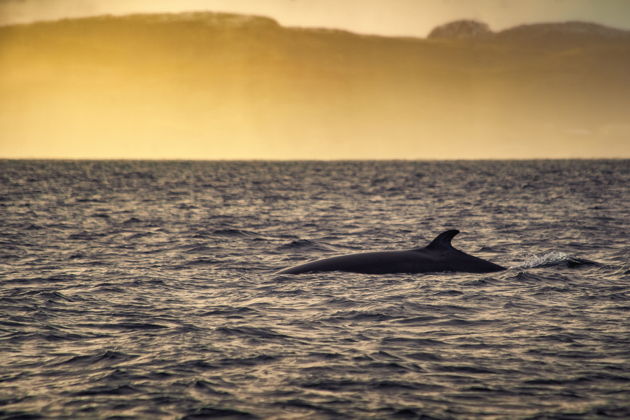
[425,230,459,250]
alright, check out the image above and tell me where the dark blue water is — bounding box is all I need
[1,160,629,419]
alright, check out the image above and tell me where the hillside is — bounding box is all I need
[1,12,629,159]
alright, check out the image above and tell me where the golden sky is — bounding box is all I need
[1,0,630,159]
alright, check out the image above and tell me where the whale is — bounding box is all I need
[276,230,505,275]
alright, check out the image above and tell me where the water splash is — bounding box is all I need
[517,251,598,269]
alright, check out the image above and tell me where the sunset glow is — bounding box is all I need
[1,0,629,159]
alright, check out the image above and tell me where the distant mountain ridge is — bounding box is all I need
[5,11,629,41]
[428,20,493,39]
[496,21,630,45]
[1,11,629,159]
[78,11,281,28]
[429,18,630,44]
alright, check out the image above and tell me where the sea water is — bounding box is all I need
[1,160,629,419]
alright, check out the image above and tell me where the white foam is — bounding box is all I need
[517,251,574,269]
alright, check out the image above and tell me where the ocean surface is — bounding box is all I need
[1,159,629,419]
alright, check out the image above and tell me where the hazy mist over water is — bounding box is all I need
[1,160,629,419]
[1,12,630,159]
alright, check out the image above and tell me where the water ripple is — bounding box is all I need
[0,159,628,419]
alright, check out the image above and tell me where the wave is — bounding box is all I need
[212,228,258,237]
[516,251,599,269]
[53,350,134,367]
[276,239,335,252]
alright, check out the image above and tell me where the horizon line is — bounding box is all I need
[2,157,628,162]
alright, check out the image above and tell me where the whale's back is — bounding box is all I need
[276,230,506,275]
[277,250,433,275]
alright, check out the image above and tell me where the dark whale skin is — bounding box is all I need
[276,230,505,275]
